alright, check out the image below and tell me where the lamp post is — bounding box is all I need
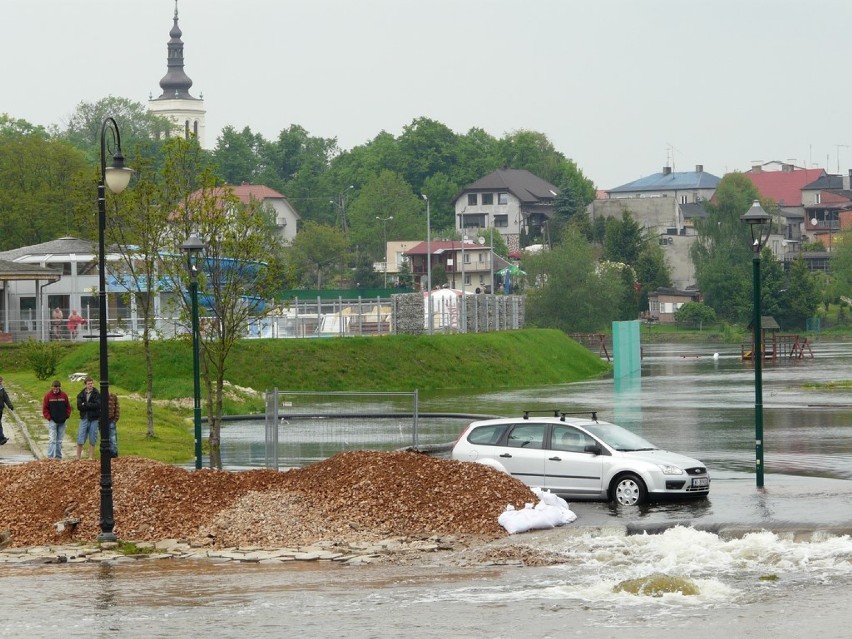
[740,199,772,489]
[376,215,393,287]
[421,194,432,334]
[330,185,354,235]
[181,234,206,470]
[97,117,133,542]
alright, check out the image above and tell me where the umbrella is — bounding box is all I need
[496,265,526,277]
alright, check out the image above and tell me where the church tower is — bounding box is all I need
[148,1,207,147]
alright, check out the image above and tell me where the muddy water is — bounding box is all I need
[4,339,852,638]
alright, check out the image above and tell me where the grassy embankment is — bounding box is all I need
[0,329,610,464]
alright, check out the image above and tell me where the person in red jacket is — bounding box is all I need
[42,380,72,459]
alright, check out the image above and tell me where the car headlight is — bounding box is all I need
[658,464,684,475]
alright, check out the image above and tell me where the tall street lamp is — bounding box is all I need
[181,234,206,470]
[376,215,393,287]
[97,117,133,542]
[740,199,772,489]
[421,194,432,334]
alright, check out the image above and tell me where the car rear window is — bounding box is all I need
[467,424,508,445]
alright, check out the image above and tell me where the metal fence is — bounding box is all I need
[264,389,421,470]
[1,293,524,343]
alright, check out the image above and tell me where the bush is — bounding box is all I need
[22,339,62,380]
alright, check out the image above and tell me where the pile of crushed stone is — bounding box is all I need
[0,451,536,548]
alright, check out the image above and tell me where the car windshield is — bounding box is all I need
[583,422,659,452]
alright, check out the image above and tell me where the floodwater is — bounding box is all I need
[4,339,852,638]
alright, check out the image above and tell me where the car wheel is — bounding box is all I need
[612,473,647,506]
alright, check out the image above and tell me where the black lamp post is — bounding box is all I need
[97,117,133,542]
[740,199,772,489]
[181,234,206,470]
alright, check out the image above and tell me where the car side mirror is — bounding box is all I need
[585,444,602,456]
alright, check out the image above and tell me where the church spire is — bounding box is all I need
[156,0,195,100]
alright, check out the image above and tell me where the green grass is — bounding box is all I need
[0,329,611,464]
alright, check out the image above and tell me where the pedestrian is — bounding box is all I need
[67,310,85,341]
[75,376,100,460]
[51,307,64,341]
[0,376,14,446]
[108,391,119,458]
[42,380,72,459]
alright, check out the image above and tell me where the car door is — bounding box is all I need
[543,425,604,496]
[495,422,547,487]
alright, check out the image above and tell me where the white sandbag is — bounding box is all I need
[498,492,577,534]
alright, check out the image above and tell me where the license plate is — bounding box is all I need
[691,477,709,488]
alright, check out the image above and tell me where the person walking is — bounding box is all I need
[43,380,72,459]
[51,307,64,341]
[75,377,100,460]
[0,377,14,446]
[67,310,85,341]
[108,391,119,458]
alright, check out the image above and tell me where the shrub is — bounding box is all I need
[22,339,62,380]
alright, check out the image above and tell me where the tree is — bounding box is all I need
[347,170,423,261]
[634,242,672,310]
[778,257,821,330]
[0,127,89,249]
[163,160,285,463]
[211,125,266,185]
[107,137,206,438]
[288,221,349,288]
[691,173,762,322]
[59,96,170,166]
[524,231,627,332]
[603,211,643,265]
[675,302,717,328]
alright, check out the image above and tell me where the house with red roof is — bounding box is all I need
[403,240,510,294]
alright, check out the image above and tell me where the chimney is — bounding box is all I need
[782,164,793,172]
[663,166,672,175]
[695,164,703,173]
[844,169,851,191]
[751,161,763,173]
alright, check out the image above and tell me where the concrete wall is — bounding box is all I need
[391,293,524,335]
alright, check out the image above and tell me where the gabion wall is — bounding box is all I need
[392,293,525,335]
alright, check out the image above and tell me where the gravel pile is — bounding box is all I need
[0,451,536,549]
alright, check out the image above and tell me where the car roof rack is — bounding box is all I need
[522,410,598,422]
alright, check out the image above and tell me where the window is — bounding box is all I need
[506,423,545,449]
[462,213,486,228]
[463,253,471,263]
[467,424,508,445]
[478,253,484,262]
[494,214,508,228]
[482,193,494,205]
[551,426,591,453]
[498,192,508,205]
[467,193,478,206]
[464,274,470,285]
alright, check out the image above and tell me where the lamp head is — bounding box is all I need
[104,149,133,194]
[740,200,772,251]
[181,234,207,256]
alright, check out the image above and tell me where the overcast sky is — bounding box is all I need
[5,0,851,189]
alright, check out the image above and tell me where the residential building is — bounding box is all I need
[647,288,702,324]
[588,165,721,290]
[801,170,852,254]
[606,165,720,203]
[453,168,559,252]
[404,240,505,294]
[743,162,826,256]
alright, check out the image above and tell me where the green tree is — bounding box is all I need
[691,173,762,322]
[635,241,672,310]
[60,96,170,166]
[603,211,643,265]
[288,221,349,288]
[347,170,423,261]
[674,302,717,328]
[778,257,821,330]
[163,159,285,462]
[524,231,627,332]
[211,125,266,185]
[0,128,89,248]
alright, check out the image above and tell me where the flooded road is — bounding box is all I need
[4,338,852,638]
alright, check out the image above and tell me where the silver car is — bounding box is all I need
[451,412,710,505]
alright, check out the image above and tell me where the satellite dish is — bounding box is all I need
[478,236,485,245]
[811,218,818,226]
